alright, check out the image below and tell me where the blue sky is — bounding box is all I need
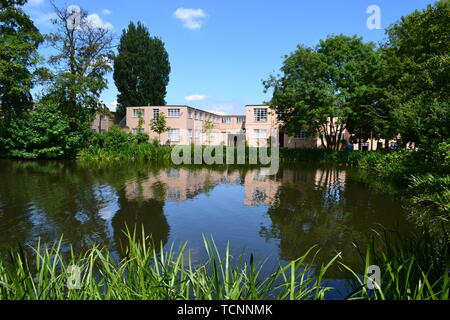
[24,0,434,115]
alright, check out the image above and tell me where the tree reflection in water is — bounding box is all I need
[0,160,415,276]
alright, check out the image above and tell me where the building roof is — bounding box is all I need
[126,105,267,117]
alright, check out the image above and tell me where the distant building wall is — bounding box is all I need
[124,104,394,150]
[91,114,115,132]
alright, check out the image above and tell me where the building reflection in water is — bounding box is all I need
[122,167,348,210]
[120,165,413,275]
[0,160,414,276]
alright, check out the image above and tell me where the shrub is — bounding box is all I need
[78,127,173,161]
[408,174,450,228]
[1,103,84,159]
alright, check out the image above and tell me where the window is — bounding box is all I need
[254,108,268,122]
[168,109,181,117]
[168,129,180,142]
[132,128,144,135]
[195,112,199,120]
[133,109,144,117]
[295,132,309,139]
[253,129,267,139]
[237,117,245,124]
[168,188,181,200]
[167,169,180,179]
[188,109,193,119]
[200,113,204,120]
[153,109,160,119]
[188,129,193,138]
[222,117,231,124]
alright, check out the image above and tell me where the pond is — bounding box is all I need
[0,160,416,298]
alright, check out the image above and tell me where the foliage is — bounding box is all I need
[264,35,382,150]
[0,0,42,122]
[408,174,450,227]
[0,231,337,300]
[281,144,450,227]
[78,126,172,161]
[150,113,170,145]
[346,229,450,300]
[203,119,215,145]
[0,228,448,300]
[1,103,85,158]
[114,22,170,120]
[382,0,450,147]
[42,4,114,123]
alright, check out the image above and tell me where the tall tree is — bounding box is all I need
[114,22,170,121]
[345,55,396,149]
[264,35,381,150]
[382,0,450,148]
[44,4,115,124]
[0,0,42,123]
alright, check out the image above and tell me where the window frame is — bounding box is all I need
[168,109,181,118]
[254,108,268,123]
[294,132,309,139]
[132,109,144,118]
[253,129,267,139]
[222,117,231,124]
[168,128,180,142]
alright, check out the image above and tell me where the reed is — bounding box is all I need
[344,229,450,300]
[0,230,337,300]
[0,228,448,300]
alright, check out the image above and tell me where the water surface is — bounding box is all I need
[0,160,415,298]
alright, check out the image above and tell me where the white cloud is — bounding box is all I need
[32,11,57,27]
[185,94,208,102]
[86,14,113,30]
[173,8,207,30]
[102,9,112,15]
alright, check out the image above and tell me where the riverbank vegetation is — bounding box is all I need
[0,229,448,300]
[78,129,449,230]
[0,1,170,160]
[0,0,449,300]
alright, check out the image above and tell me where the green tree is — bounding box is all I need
[264,35,381,150]
[382,0,450,148]
[150,113,170,145]
[203,119,215,145]
[113,22,171,121]
[1,103,83,159]
[0,0,42,123]
[344,55,396,150]
[135,109,149,143]
[43,4,114,123]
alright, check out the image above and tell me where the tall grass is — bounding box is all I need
[0,230,338,300]
[1,228,448,300]
[344,229,450,300]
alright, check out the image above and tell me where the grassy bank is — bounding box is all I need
[0,229,448,300]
